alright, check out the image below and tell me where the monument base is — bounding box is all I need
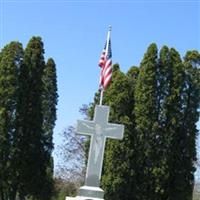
[66,186,104,200]
[66,196,104,200]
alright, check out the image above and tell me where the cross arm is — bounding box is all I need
[76,120,95,136]
[104,123,124,140]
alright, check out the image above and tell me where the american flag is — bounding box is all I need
[98,36,112,89]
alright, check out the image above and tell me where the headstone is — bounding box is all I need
[66,105,124,200]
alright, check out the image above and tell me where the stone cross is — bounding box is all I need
[76,105,124,188]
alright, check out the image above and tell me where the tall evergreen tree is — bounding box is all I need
[167,50,200,200]
[14,37,47,199]
[182,50,200,197]
[134,43,159,200]
[158,47,185,199]
[41,58,58,199]
[0,42,23,200]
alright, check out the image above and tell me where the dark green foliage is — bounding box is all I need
[0,37,58,200]
[169,50,200,199]
[42,58,58,154]
[0,37,57,200]
[41,58,58,199]
[14,37,47,199]
[161,48,185,200]
[134,43,161,199]
[0,42,24,200]
[156,48,200,200]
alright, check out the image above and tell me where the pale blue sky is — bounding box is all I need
[1,0,200,175]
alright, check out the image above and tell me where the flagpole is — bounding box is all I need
[99,88,104,105]
[99,25,112,106]
[105,25,112,56]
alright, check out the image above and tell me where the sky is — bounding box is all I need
[1,0,200,177]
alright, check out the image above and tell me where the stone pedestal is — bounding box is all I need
[66,186,104,200]
[66,196,103,200]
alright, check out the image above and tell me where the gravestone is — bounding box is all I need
[66,105,124,200]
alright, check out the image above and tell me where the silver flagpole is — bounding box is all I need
[99,25,112,106]
[99,87,104,105]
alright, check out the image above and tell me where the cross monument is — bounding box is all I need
[66,105,124,200]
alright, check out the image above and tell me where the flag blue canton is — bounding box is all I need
[104,39,112,59]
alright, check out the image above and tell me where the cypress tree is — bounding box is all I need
[167,50,200,200]
[157,47,185,200]
[0,42,23,200]
[134,43,159,200]
[161,48,186,200]
[14,37,46,199]
[41,58,58,199]
[182,50,200,199]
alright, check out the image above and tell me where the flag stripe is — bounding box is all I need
[98,36,112,89]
